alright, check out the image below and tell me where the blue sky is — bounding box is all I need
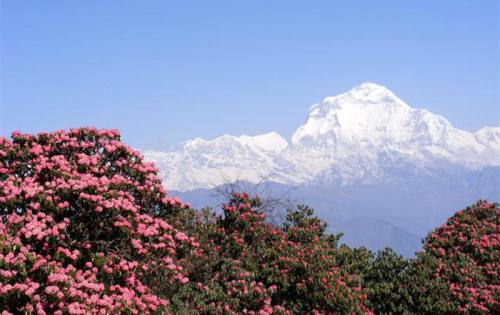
[1,1,499,149]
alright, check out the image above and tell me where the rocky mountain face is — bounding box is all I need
[144,82,500,256]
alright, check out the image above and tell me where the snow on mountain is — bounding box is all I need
[143,132,292,191]
[475,126,500,147]
[144,82,500,191]
[292,82,415,147]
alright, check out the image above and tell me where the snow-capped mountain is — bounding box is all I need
[144,82,499,191]
[144,82,499,256]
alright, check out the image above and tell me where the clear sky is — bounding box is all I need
[1,1,499,149]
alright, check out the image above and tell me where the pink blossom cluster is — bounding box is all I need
[424,200,499,313]
[0,128,197,314]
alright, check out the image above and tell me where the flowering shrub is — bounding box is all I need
[175,194,373,314]
[360,201,499,314]
[0,128,198,314]
[421,200,500,314]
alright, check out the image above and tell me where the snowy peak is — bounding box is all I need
[292,82,450,147]
[353,81,394,92]
[321,82,409,110]
[238,132,289,153]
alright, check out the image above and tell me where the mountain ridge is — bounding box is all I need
[144,82,499,191]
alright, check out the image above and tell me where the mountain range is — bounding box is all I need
[144,82,500,256]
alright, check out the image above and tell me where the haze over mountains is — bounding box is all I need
[144,82,500,256]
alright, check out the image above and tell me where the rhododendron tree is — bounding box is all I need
[360,201,499,314]
[174,193,373,314]
[419,201,500,314]
[0,128,198,314]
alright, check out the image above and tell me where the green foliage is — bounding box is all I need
[363,248,412,314]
